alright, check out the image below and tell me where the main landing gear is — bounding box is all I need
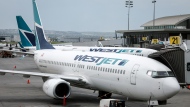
[98,91,112,99]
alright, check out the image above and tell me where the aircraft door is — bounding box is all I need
[130,64,140,85]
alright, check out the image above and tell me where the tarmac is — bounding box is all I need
[0,57,190,107]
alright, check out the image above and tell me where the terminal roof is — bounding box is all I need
[141,14,190,27]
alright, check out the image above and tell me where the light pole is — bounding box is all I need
[126,0,133,30]
[152,0,156,29]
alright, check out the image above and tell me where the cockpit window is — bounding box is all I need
[147,71,174,78]
[152,71,158,77]
[167,71,175,76]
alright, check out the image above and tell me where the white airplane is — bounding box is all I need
[0,0,180,106]
[15,1,158,57]
[0,43,6,47]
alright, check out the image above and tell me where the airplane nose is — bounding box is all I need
[163,77,180,99]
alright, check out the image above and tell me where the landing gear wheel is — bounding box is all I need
[158,100,167,105]
[98,91,112,99]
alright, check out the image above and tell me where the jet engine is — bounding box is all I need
[43,79,71,99]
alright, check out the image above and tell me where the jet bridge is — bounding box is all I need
[146,35,190,87]
[148,48,185,84]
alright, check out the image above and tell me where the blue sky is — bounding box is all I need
[0,0,189,32]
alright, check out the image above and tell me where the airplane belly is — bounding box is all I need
[89,73,131,96]
[127,75,165,100]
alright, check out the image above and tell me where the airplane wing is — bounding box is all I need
[0,49,34,56]
[0,69,88,84]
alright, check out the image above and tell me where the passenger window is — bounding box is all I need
[123,70,125,74]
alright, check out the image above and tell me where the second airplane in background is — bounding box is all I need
[16,0,158,57]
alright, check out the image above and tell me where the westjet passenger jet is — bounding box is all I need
[15,0,158,57]
[0,0,180,106]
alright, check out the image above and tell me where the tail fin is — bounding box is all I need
[18,42,27,52]
[32,0,54,50]
[18,42,24,48]
[98,41,103,47]
[16,16,36,47]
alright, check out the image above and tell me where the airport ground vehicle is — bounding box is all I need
[99,99,125,107]
[0,51,14,58]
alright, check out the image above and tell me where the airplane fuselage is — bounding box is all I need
[34,50,179,100]
[25,46,157,57]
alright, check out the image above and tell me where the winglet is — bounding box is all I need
[16,16,36,47]
[32,0,54,50]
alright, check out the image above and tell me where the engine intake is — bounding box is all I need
[43,79,71,99]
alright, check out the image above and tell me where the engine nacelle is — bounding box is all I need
[43,79,71,99]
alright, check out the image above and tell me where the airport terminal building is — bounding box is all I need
[116,14,190,47]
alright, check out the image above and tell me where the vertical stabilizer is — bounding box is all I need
[18,42,24,49]
[18,42,27,52]
[16,16,36,47]
[32,0,54,50]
